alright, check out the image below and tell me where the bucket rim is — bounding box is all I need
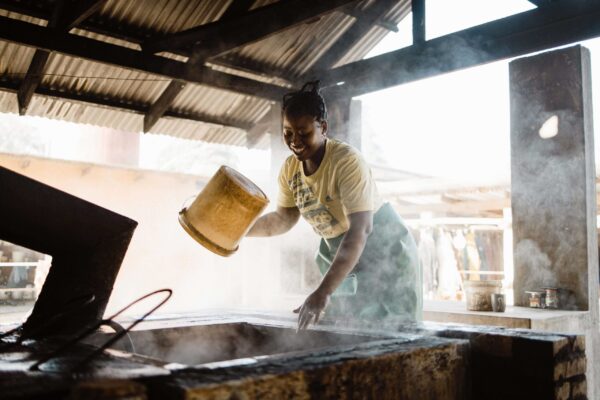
[178,209,237,257]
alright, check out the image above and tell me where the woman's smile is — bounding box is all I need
[282,114,327,163]
[290,143,306,155]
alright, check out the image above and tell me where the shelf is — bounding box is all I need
[0,262,39,267]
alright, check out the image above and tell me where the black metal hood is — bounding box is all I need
[0,165,137,339]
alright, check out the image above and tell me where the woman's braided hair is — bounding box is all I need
[282,80,327,122]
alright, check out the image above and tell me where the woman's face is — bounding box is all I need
[282,114,328,161]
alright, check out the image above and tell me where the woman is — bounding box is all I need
[247,81,421,329]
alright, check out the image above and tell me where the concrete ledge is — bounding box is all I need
[424,300,590,331]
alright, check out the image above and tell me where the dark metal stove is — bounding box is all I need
[0,165,137,339]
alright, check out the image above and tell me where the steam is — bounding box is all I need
[514,239,555,289]
[121,324,369,367]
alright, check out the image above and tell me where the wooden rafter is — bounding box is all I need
[59,0,106,30]
[143,0,256,133]
[17,0,107,115]
[321,0,600,98]
[0,1,295,88]
[216,0,256,21]
[17,50,51,115]
[142,0,358,56]
[340,6,399,32]
[1,79,252,132]
[527,0,559,7]
[209,55,295,85]
[0,15,287,101]
[304,0,404,79]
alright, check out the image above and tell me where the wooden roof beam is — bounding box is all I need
[208,55,296,85]
[0,15,287,101]
[527,0,559,7]
[17,0,107,115]
[0,79,252,131]
[0,1,297,87]
[340,6,399,32]
[304,0,405,80]
[321,0,600,99]
[59,0,106,30]
[143,0,256,133]
[142,0,358,57]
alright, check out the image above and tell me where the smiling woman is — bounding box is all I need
[246,82,422,330]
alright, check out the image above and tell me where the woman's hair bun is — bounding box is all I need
[282,80,327,122]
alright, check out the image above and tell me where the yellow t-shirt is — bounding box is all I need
[277,139,382,239]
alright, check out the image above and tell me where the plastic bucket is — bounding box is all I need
[464,280,502,311]
[179,165,269,257]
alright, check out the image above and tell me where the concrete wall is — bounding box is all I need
[0,153,283,316]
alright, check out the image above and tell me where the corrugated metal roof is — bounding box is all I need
[231,11,357,78]
[170,83,271,124]
[0,0,411,147]
[336,1,412,67]
[99,0,228,35]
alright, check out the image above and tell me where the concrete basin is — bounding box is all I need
[122,322,376,366]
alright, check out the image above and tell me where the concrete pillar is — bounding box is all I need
[269,105,286,185]
[502,207,514,305]
[327,98,362,150]
[510,45,597,312]
[510,45,599,399]
[268,105,286,299]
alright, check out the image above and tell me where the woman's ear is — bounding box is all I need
[321,120,328,136]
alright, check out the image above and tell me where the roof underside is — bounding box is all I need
[0,0,599,150]
[0,0,411,148]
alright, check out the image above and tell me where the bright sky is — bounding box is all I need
[358,0,600,184]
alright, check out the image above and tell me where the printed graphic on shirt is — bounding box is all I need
[289,172,339,236]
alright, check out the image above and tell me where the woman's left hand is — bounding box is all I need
[294,289,330,331]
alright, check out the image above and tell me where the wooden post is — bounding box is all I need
[412,0,425,45]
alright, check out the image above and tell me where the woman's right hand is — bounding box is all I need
[294,288,330,331]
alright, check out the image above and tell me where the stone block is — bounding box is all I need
[470,334,513,358]
[555,361,567,381]
[554,381,570,400]
[566,357,587,378]
[572,335,586,354]
[148,337,469,400]
[571,377,587,399]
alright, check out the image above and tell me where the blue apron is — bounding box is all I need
[315,203,422,321]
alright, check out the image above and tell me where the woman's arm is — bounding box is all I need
[297,210,373,330]
[246,206,301,237]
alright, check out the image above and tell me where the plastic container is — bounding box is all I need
[464,280,503,311]
[179,165,269,257]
